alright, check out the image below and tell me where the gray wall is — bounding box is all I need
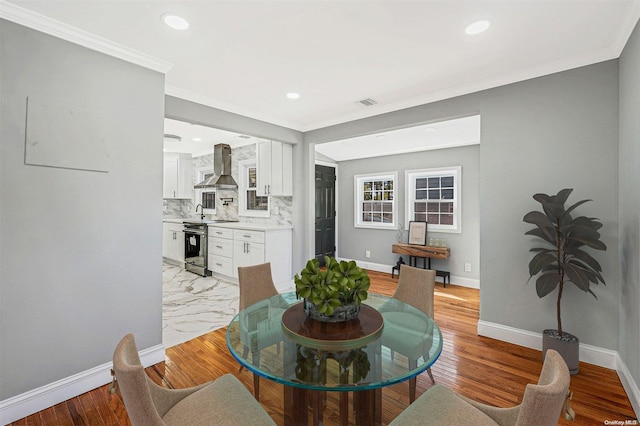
[479,62,619,349]
[619,20,640,392]
[335,145,480,282]
[306,60,621,350]
[0,20,165,399]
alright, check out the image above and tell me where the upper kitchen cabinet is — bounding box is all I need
[256,141,293,196]
[163,153,193,199]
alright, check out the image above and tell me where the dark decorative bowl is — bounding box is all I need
[303,299,360,323]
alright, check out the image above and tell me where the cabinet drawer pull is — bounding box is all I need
[216,263,223,267]
[216,245,223,249]
[243,234,251,238]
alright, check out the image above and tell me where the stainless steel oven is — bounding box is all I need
[183,222,210,276]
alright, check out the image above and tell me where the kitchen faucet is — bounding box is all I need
[195,204,205,220]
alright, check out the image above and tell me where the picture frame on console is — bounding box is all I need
[408,221,427,245]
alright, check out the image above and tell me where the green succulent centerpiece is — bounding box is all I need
[295,257,370,322]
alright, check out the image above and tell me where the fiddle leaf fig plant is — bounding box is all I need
[294,256,370,316]
[523,188,606,336]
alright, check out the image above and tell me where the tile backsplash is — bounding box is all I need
[163,144,293,226]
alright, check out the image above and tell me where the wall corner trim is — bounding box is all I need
[0,0,173,74]
[616,353,640,418]
[0,343,166,424]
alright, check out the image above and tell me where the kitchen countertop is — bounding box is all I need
[163,218,292,231]
[208,222,293,231]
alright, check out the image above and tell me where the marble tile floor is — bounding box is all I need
[162,263,240,348]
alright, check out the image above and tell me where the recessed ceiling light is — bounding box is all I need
[286,92,300,100]
[162,13,189,30]
[425,127,436,132]
[465,20,490,35]
[376,135,387,139]
[192,137,202,141]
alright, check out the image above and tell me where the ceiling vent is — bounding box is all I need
[356,98,378,107]
[238,135,251,139]
[163,133,182,142]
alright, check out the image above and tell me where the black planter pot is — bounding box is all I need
[303,299,360,323]
[542,329,579,375]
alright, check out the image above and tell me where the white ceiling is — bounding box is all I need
[315,114,480,162]
[6,0,640,133]
[163,118,263,157]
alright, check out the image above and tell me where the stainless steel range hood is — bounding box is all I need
[194,144,238,189]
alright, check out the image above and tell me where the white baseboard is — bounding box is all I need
[0,343,165,424]
[478,320,639,418]
[449,275,480,289]
[350,259,480,289]
[477,320,618,369]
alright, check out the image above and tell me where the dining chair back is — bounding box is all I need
[393,264,436,318]
[112,333,276,425]
[238,262,279,310]
[389,349,571,426]
[382,265,437,402]
[237,262,282,400]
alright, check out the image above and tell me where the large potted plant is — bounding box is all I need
[523,188,606,374]
[294,256,370,322]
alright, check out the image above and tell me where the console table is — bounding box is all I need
[391,243,450,285]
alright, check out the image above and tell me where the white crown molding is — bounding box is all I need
[614,1,640,57]
[165,85,304,132]
[0,0,172,74]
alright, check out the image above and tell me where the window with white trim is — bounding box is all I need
[354,172,397,229]
[195,167,215,214]
[239,159,269,217]
[406,166,461,233]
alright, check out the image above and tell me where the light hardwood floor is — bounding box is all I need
[9,270,636,425]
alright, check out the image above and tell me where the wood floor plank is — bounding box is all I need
[51,401,73,426]
[7,269,636,425]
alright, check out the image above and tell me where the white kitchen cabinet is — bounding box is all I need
[207,224,292,290]
[256,141,293,196]
[163,222,184,264]
[233,229,265,270]
[208,227,234,276]
[163,153,193,199]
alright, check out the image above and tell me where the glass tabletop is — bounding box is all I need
[226,292,442,392]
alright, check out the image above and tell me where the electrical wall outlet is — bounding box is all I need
[365,250,371,258]
[464,263,472,272]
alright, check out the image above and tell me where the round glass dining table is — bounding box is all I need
[226,292,442,426]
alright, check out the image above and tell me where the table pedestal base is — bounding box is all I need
[283,386,381,426]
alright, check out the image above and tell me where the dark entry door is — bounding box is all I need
[315,165,336,266]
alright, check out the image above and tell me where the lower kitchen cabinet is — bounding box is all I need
[163,222,184,264]
[233,229,265,269]
[208,225,292,290]
[208,227,233,276]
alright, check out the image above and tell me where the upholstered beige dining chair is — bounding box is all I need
[379,265,437,403]
[389,349,572,426]
[112,334,275,426]
[237,262,286,400]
